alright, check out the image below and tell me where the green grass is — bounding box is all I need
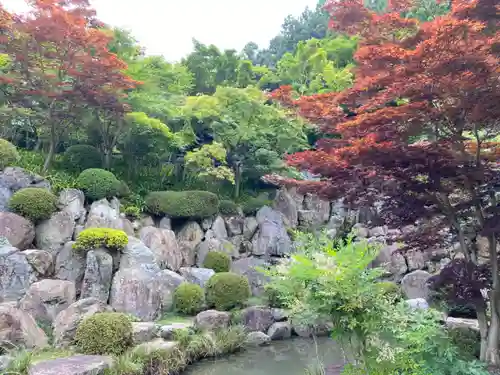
[5,348,74,375]
[155,312,194,326]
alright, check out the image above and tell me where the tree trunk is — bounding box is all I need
[42,139,55,173]
[103,149,111,170]
[486,235,500,365]
[234,163,242,200]
[477,305,489,361]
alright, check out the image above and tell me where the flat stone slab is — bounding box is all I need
[29,355,113,375]
[445,317,480,332]
[134,339,178,354]
[158,322,192,340]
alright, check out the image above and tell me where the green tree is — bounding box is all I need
[184,142,235,185]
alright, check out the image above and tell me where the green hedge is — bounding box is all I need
[203,251,231,273]
[73,228,128,251]
[219,200,240,216]
[0,138,19,171]
[173,283,205,315]
[74,312,133,355]
[62,145,102,173]
[241,196,272,215]
[8,188,57,222]
[205,272,250,311]
[76,168,120,201]
[145,190,219,218]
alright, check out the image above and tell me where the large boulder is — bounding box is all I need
[267,321,292,340]
[58,189,86,222]
[0,245,37,302]
[85,199,121,230]
[110,267,162,321]
[253,207,291,257]
[273,188,299,228]
[19,279,76,324]
[195,238,230,267]
[0,167,50,211]
[406,249,427,271]
[22,250,53,277]
[0,212,35,250]
[176,221,204,266]
[241,306,274,333]
[373,243,408,279]
[231,257,269,296]
[119,237,158,270]
[194,310,230,331]
[225,216,244,237]
[179,267,215,288]
[401,270,431,299]
[245,331,271,347]
[28,355,113,375]
[35,211,75,255]
[0,303,48,349]
[132,322,158,345]
[243,217,258,240]
[81,249,113,302]
[156,269,186,311]
[53,298,112,348]
[211,216,228,240]
[303,193,331,224]
[54,242,86,292]
[139,226,183,271]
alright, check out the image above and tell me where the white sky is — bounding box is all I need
[2,0,318,62]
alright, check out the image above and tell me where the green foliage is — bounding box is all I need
[123,205,141,219]
[448,328,481,360]
[0,138,20,170]
[173,283,205,315]
[62,144,102,173]
[218,199,240,216]
[116,180,131,198]
[74,312,134,356]
[203,251,231,273]
[76,168,120,201]
[377,281,404,302]
[184,142,235,184]
[205,272,251,311]
[8,188,57,222]
[241,195,272,215]
[145,190,219,218]
[73,228,128,252]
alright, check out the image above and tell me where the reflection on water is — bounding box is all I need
[185,337,343,375]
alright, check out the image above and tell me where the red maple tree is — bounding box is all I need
[0,0,138,171]
[271,0,500,363]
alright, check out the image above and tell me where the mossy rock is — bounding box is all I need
[0,138,20,171]
[203,251,231,273]
[219,200,240,216]
[378,281,404,301]
[74,312,133,355]
[73,228,128,251]
[8,187,57,222]
[62,145,102,173]
[205,272,251,311]
[145,190,219,219]
[173,283,205,315]
[76,168,120,201]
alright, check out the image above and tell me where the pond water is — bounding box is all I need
[185,337,344,375]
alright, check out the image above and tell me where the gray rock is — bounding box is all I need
[0,303,49,349]
[241,306,274,333]
[139,226,182,271]
[212,216,228,240]
[243,217,258,240]
[177,221,204,266]
[195,238,225,267]
[132,322,158,344]
[302,193,330,227]
[253,207,291,257]
[445,317,479,332]
[159,322,192,340]
[292,321,333,338]
[120,218,135,236]
[352,223,369,238]
[85,199,121,229]
[156,269,186,311]
[267,321,292,340]
[54,242,86,292]
[273,188,298,228]
[159,217,172,230]
[81,249,113,302]
[406,249,427,271]
[179,267,215,288]
[110,267,162,321]
[201,217,214,231]
[120,237,158,270]
[139,215,155,229]
[28,355,113,375]
[53,298,112,348]
[0,355,12,372]
[229,235,245,258]
[373,243,407,279]
[405,298,429,310]
[225,216,244,237]
[0,212,35,250]
[271,308,288,322]
[58,189,85,222]
[194,310,230,331]
[22,250,53,277]
[35,211,76,255]
[245,331,271,347]
[134,339,178,353]
[231,257,269,296]
[0,245,37,302]
[19,279,76,324]
[0,168,50,211]
[369,226,388,237]
[401,270,431,299]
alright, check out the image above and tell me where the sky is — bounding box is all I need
[2,0,318,62]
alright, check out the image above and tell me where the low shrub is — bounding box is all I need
[0,138,20,171]
[203,251,231,273]
[123,205,141,219]
[448,327,481,360]
[241,196,271,215]
[264,284,288,308]
[145,190,219,218]
[116,180,131,198]
[219,200,240,216]
[74,312,133,355]
[173,283,205,315]
[378,281,404,302]
[76,168,120,201]
[205,272,250,311]
[62,145,102,173]
[8,188,58,222]
[73,228,128,251]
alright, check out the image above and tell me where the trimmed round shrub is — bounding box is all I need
[74,312,133,355]
[8,188,57,222]
[145,190,219,219]
[115,180,131,198]
[205,272,251,311]
[173,283,205,315]
[219,200,240,216]
[0,138,19,171]
[123,205,141,219]
[74,228,128,251]
[76,168,120,201]
[241,196,272,215]
[203,251,231,273]
[62,145,102,173]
